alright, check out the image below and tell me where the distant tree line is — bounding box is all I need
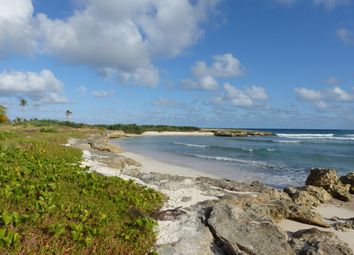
[10,119,200,134]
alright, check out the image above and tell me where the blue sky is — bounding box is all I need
[0,0,354,128]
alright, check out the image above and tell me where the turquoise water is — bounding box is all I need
[112,129,354,187]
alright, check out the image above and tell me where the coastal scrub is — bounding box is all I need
[0,127,164,254]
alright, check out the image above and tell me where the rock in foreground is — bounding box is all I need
[306,168,352,201]
[289,228,353,255]
[208,203,295,255]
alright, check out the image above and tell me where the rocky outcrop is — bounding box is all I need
[88,140,123,154]
[333,218,354,231]
[340,172,354,194]
[284,187,321,207]
[289,228,353,255]
[213,129,274,137]
[297,185,332,203]
[306,168,352,201]
[207,202,295,255]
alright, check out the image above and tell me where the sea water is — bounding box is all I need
[112,129,354,187]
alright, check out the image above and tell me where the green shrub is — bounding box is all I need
[0,130,164,254]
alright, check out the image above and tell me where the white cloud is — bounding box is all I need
[0,69,67,104]
[295,86,354,104]
[214,83,269,107]
[192,53,245,78]
[336,27,354,45]
[36,0,220,86]
[182,75,218,90]
[92,89,115,98]
[0,0,36,58]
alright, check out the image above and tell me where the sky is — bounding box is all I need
[0,0,354,129]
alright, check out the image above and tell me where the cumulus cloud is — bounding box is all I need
[0,0,36,58]
[182,53,244,90]
[92,89,115,98]
[213,83,269,107]
[182,75,218,90]
[0,0,220,86]
[192,53,245,78]
[36,0,220,86]
[0,69,67,104]
[295,86,354,109]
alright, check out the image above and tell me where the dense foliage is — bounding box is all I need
[12,119,200,134]
[0,128,164,254]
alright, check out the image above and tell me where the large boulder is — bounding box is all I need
[340,172,354,194]
[207,203,295,255]
[298,185,332,203]
[306,168,351,201]
[289,228,353,255]
[284,187,321,207]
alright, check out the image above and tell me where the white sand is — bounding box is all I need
[122,151,216,178]
[278,203,354,251]
[140,131,214,136]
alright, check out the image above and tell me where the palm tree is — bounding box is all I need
[65,110,72,120]
[19,98,28,120]
[20,98,27,109]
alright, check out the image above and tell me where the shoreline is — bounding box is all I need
[73,136,354,254]
[127,131,215,137]
[122,151,217,178]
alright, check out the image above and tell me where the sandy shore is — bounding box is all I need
[122,151,217,178]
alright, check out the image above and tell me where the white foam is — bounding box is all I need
[173,142,209,148]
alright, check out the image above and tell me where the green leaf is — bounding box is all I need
[1,212,12,226]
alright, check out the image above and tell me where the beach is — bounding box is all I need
[70,133,354,255]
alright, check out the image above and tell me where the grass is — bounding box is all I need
[0,125,164,254]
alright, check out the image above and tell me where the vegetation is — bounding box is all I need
[0,105,7,123]
[0,126,164,254]
[11,119,200,134]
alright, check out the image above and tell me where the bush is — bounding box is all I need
[0,115,7,124]
[39,126,57,133]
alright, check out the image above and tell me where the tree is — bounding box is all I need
[0,105,8,123]
[20,98,28,109]
[65,110,72,120]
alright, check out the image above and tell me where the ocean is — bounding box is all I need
[112,129,354,188]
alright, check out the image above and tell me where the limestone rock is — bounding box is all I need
[284,187,321,207]
[288,205,330,228]
[289,228,353,255]
[89,142,123,154]
[213,129,274,137]
[298,185,332,203]
[340,172,354,194]
[208,203,294,255]
[333,218,354,231]
[306,168,351,202]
